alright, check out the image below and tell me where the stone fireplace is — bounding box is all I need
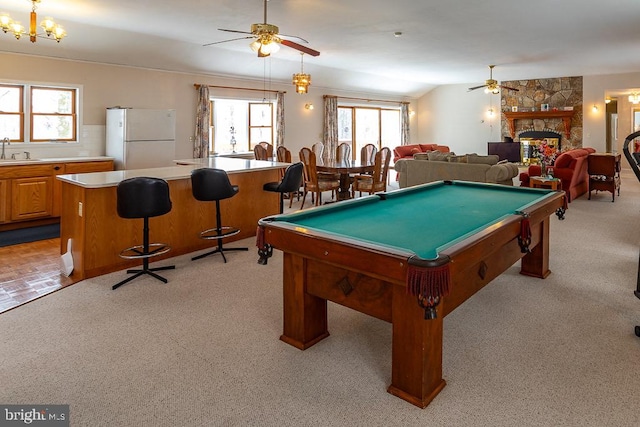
[500,76,583,150]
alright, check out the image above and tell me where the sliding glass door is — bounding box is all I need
[338,106,400,160]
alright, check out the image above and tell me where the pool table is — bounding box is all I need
[256,180,566,408]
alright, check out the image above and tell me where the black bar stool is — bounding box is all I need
[191,168,248,262]
[113,177,175,290]
[263,162,304,213]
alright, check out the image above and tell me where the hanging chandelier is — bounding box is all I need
[629,93,640,104]
[292,53,311,94]
[0,0,66,43]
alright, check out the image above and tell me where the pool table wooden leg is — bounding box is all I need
[387,285,447,408]
[280,253,330,350]
[520,217,551,278]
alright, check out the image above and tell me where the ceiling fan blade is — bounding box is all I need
[218,28,253,35]
[203,36,255,47]
[280,39,320,57]
[499,85,520,92]
[279,33,310,44]
[468,84,487,91]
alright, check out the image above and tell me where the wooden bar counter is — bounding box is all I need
[58,157,288,281]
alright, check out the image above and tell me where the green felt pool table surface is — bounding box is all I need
[274,180,558,260]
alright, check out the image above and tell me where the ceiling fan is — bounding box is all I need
[468,65,519,93]
[203,0,320,58]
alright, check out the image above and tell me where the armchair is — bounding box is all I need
[519,147,596,202]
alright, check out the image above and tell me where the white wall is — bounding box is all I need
[583,72,640,154]
[0,52,418,162]
[417,84,501,155]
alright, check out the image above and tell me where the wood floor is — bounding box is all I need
[0,238,77,314]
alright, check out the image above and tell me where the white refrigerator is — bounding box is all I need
[106,108,176,170]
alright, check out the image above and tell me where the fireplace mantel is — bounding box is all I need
[503,110,575,139]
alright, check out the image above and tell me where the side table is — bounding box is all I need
[530,176,562,191]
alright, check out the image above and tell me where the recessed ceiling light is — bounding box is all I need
[394,32,403,38]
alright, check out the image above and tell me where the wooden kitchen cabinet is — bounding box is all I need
[0,179,8,223]
[63,161,114,174]
[0,159,114,229]
[11,176,53,220]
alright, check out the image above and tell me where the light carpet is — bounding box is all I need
[1,172,639,426]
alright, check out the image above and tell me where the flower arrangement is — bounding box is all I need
[533,140,559,167]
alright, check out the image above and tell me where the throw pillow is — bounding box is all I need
[427,150,450,162]
[448,155,467,163]
[467,154,499,165]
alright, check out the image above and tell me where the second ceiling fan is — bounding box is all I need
[204,0,320,58]
[468,65,519,93]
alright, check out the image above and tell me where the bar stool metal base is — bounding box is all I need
[113,243,174,290]
[192,227,248,263]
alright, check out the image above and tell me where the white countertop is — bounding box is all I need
[57,157,290,188]
[0,156,113,166]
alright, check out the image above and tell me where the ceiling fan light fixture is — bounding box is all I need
[208,0,320,57]
[251,37,279,56]
[249,39,261,52]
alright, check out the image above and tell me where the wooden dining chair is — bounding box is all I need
[352,147,391,197]
[276,145,291,164]
[254,144,269,160]
[299,147,339,208]
[361,143,378,164]
[306,143,339,198]
[259,141,274,158]
[336,142,352,162]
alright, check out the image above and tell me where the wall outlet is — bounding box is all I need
[78,202,83,217]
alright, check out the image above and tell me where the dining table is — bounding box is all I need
[316,158,375,201]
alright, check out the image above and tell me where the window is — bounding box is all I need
[0,83,78,143]
[0,85,23,141]
[338,106,401,159]
[210,98,275,154]
[31,87,76,142]
[249,103,274,147]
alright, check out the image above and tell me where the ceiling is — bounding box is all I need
[1,0,640,98]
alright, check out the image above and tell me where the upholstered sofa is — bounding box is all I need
[519,147,596,202]
[393,144,451,163]
[394,152,519,188]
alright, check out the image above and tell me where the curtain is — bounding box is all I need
[193,85,210,158]
[401,102,410,146]
[323,95,338,162]
[276,92,285,147]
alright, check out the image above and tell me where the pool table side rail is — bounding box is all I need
[258,218,413,287]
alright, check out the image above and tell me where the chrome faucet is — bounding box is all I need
[1,137,9,159]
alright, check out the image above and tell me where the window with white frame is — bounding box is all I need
[0,82,78,143]
[210,98,276,154]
